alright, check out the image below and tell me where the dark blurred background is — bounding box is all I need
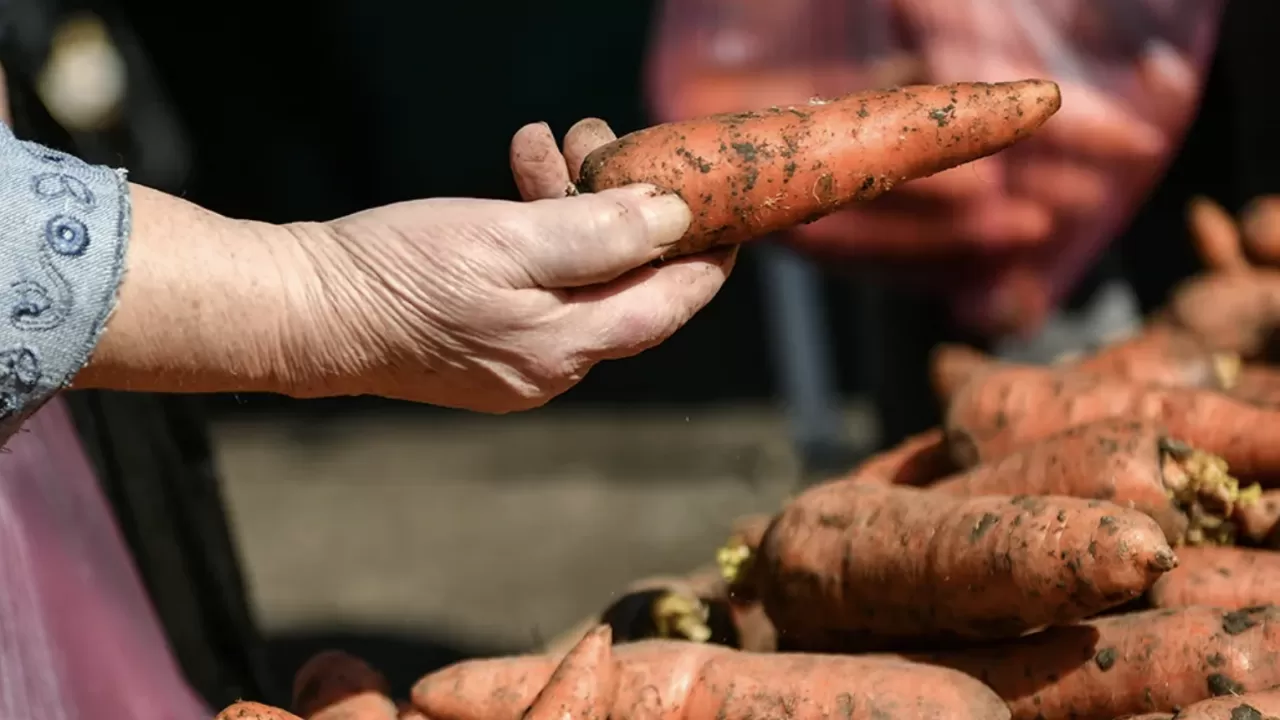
[4,0,1279,712]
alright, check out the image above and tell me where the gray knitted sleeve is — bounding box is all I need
[0,125,130,443]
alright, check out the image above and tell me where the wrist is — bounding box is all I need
[73,184,318,395]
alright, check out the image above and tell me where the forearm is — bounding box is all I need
[73,183,317,394]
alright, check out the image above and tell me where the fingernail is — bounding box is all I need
[631,187,692,244]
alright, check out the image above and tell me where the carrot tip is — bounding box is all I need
[1150,547,1179,572]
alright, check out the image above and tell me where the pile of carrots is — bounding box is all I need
[213,88,1280,720]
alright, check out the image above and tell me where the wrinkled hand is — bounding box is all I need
[289,119,735,412]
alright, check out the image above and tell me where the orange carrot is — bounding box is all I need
[524,626,617,720]
[216,703,303,720]
[1168,271,1280,359]
[292,650,397,720]
[1148,546,1280,610]
[929,344,998,407]
[744,482,1175,651]
[927,418,1250,546]
[1072,327,1237,391]
[1235,489,1280,547]
[907,605,1280,720]
[1241,195,1280,266]
[1188,195,1249,273]
[836,427,956,486]
[1226,364,1280,409]
[930,330,1232,410]
[577,80,1061,256]
[1153,689,1280,719]
[944,364,1280,481]
[412,640,1011,720]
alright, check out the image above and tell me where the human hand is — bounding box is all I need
[893,0,1213,334]
[287,119,735,412]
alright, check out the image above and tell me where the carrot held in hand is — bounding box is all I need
[1148,546,1280,610]
[576,80,1061,256]
[927,418,1255,546]
[945,364,1280,482]
[412,640,1011,720]
[737,482,1175,652]
[904,604,1280,720]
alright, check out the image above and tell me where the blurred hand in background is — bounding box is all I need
[646,0,1222,336]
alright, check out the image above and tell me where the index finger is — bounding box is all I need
[563,118,618,185]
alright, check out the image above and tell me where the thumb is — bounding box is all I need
[518,185,693,289]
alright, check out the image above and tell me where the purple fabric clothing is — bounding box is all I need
[0,396,208,720]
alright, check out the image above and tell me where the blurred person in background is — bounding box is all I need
[0,47,732,720]
[645,0,1259,444]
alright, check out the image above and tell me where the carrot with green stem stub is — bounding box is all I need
[739,482,1175,652]
[927,418,1257,546]
[945,364,1280,482]
[576,80,1061,257]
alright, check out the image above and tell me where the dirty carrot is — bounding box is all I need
[833,427,956,487]
[1153,689,1280,719]
[930,344,998,407]
[577,80,1062,256]
[906,604,1280,720]
[1072,326,1238,391]
[944,364,1280,481]
[742,482,1175,651]
[927,418,1255,546]
[1188,195,1250,273]
[412,640,1011,720]
[525,626,617,720]
[1148,546,1280,610]
[931,330,1232,411]
[1235,489,1280,547]
[1168,270,1280,359]
[216,703,303,720]
[292,650,397,720]
[1226,364,1280,409]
